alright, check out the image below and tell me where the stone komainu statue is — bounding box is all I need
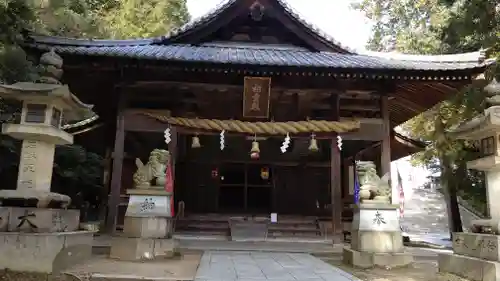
[356,161,391,204]
[133,149,170,189]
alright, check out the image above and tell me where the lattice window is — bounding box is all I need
[480,136,496,156]
[24,104,47,123]
[51,108,62,127]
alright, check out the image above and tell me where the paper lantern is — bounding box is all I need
[261,167,269,180]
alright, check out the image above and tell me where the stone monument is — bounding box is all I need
[343,161,413,268]
[439,78,500,281]
[0,50,96,273]
[110,148,179,260]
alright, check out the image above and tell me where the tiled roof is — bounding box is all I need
[24,40,490,72]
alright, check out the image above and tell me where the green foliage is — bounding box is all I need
[52,145,103,209]
[350,0,450,54]
[0,0,191,214]
[102,0,190,39]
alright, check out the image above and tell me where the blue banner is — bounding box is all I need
[353,165,360,204]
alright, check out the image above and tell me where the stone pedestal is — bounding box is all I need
[0,231,94,273]
[110,188,178,261]
[439,233,500,281]
[343,203,413,268]
[0,207,80,232]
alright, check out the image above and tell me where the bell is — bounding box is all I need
[250,141,260,159]
[251,141,260,153]
[191,135,201,148]
[308,135,319,152]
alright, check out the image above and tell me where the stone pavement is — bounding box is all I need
[195,251,360,281]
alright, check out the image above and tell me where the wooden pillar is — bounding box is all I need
[105,92,127,233]
[380,95,394,203]
[330,94,343,243]
[98,148,112,228]
[167,127,178,180]
[167,127,178,215]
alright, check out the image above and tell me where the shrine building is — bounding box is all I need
[20,0,492,240]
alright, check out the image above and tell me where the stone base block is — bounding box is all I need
[0,231,95,273]
[123,216,173,238]
[342,247,413,269]
[109,236,178,261]
[0,207,80,232]
[439,252,500,281]
[125,194,172,217]
[452,232,500,261]
[351,230,404,253]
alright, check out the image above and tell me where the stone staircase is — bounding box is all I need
[401,186,482,244]
[175,214,322,239]
[268,216,322,238]
[175,214,230,236]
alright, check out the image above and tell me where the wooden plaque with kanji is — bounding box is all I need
[242,76,271,118]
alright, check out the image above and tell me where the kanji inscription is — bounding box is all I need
[18,141,38,189]
[139,198,156,212]
[373,211,387,226]
[243,77,271,118]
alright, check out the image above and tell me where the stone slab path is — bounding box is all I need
[195,251,360,281]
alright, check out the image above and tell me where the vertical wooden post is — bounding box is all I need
[98,148,112,229]
[168,126,178,216]
[168,127,177,180]
[330,94,343,243]
[105,92,126,233]
[380,95,393,202]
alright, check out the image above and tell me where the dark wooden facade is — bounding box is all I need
[23,0,491,239]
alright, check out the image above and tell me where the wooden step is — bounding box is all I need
[269,225,318,231]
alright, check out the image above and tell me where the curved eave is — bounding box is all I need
[394,132,426,149]
[61,114,99,131]
[62,114,101,136]
[21,40,492,74]
[360,50,489,64]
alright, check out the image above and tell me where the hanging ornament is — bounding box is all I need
[308,133,319,152]
[280,133,291,153]
[211,168,219,179]
[337,135,343,150]
[191,134,201,148]
[260,167,270,180]
[250,135,260,159]
[220,130,225,150]
[164,127,171,144]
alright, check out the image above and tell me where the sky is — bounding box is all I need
[186,0,373,51]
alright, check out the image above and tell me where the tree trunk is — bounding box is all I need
[434,114,463,236]
[441,154,463,235]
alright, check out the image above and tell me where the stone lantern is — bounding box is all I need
[439,78,500,281]
[1,83,93,199]
[0,50,96,273]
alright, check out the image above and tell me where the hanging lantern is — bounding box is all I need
[308,133,319,152]
[211,168,219,179]
[250,138,260,159]
[260,167,269,180]
[191,135,201,148]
